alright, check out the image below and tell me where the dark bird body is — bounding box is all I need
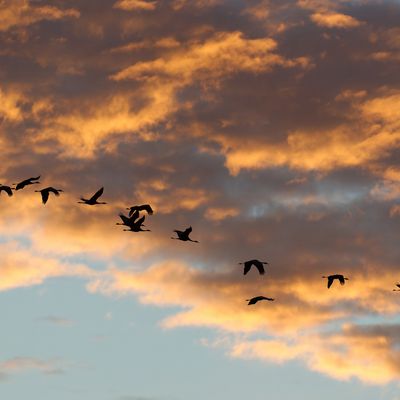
[35,187,63,204]
[0,185,13,196]
[14,176,40,190]
[246,296,274,305]
[239,259,268,275]
[171,226,198,242]
[322,274,349,288]
[78,187,107,205]
[127,204,153,217]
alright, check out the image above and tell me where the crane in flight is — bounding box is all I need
[35,187,63,204]
[78,187,107,205]
[122,215,150,232]
[322,274,349,288]
[246,296,274,305]
[171,226,199,243]
[239,259,268,275]
[13,176,40,190]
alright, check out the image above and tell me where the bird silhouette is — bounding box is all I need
[123,215,150,232]
[127,204,153,217]
[78,187,107,205]
[171,226,199,242]
[13,176,40,190]
[239,259,268,275]
[246,296,274,305]
[35,187,63,204]
[393,283,400,291]
[322,274,349,288]
[116,210,140,227]
[0,185,13,196]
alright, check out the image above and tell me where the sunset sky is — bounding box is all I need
[1,0,400,399]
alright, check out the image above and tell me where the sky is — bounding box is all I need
[1,0,400,399]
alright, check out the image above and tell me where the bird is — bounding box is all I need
[0,185,13,196]
[116,210,140,227]
[123,215,150,232]
[393,283,400,291]
[322,274,349,288]
[239,259,268,275]
[126,204,153,217]
[78,187,107,205]
[246,296,275,305]
[171,226,199,242]
[35,187,63,204]
[13,176,40,190]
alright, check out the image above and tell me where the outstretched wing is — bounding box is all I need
[41,190,49,204]
[327,276,334,289]
[183,226,192,235]
[0,186,13,196]
[47,187,61,195]
[90,187,104,201]
[243,261,252,275]
[29,176,40,182]
[254,261,265,275]
[119,213,131,225]
[140,204,153,214]
[134,215,146,227]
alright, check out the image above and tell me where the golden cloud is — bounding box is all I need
[311,12,361,28]
[113,0,157,11]
[0,0,79,32]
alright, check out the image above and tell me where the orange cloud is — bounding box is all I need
[0,0,79,32]
[311,12,361,28]
[113,0,157,11]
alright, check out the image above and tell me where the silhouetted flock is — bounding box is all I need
[1,176,399,303]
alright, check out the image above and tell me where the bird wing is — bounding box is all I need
[243,261,252,275]
[339,275,345,285]
[140,204,153,214]
[47,187,60,195]
[254,261,265,275]
[327,276,334,288]
[396,283,400,289]
[29,176,40,182]
[247,297,258,305]
[129,209,139,221]
[119,213,130,225]
[134,215,146,227]
[184,226,192,235]
[90,187,104,201]
[41,190,49,204]
[128,206,137,217]
[0,186,12,196]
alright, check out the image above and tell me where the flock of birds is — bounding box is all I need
[1,176,399,305]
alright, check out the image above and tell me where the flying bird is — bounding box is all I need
[123,215,150,232]
[116,210,140,227]
[127,204,153,217]
[393,283,400,291]
[246,296,275,305]
[322,274,349,289]
[13,176,40,190]
[78,187,107,205]
[35,187,63,204]
[0,185,13,196]
[239,259,268,275]
[171,226,199,243]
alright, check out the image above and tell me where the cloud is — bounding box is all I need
[0,0,79,32]
[113,0,157,11]
[0,357,65,379]
[311,12,362,28]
